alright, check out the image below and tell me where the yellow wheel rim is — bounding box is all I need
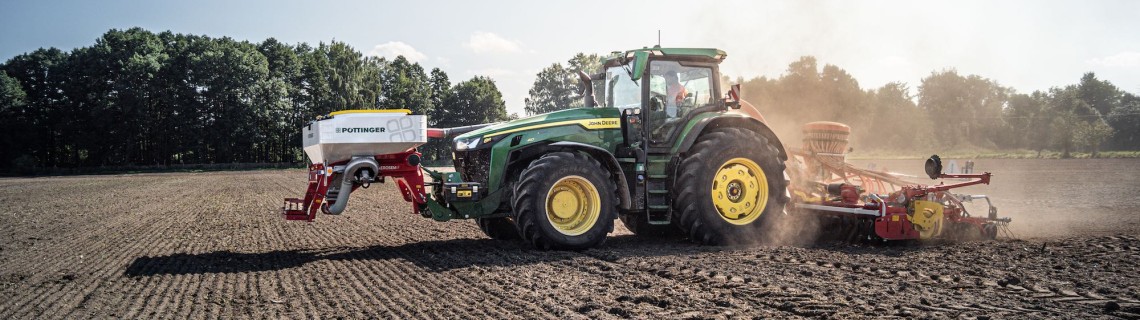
[545,176,601,236]
[710,157,769,225]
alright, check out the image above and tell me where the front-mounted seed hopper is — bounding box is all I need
[282,109,429,221]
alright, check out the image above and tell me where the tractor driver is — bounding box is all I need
[664,71,688,118]
[648,70,688,143]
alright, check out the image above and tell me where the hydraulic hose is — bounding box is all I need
[324,157,379,215]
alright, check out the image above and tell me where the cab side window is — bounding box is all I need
[647,61,713,144]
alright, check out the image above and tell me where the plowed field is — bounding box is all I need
[1,158,1138,319]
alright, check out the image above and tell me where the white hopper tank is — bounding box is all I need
[301,110,427,164]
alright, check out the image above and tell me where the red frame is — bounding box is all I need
[792,170,997,241]
[283,149,426,221]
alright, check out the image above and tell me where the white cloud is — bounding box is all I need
[464,32,522,54]
[434,56,451,67]
[877,55,912,68]
[368,41,427,63]
[1087,52,1140,67]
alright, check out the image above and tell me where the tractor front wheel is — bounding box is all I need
[513,152,615,250]
[673,127,789,245]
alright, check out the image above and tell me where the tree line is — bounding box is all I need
[0,27,509,174]
[5,29,1137,175]
[526,54,1140,157]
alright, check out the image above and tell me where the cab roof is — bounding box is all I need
[604,46,726,67]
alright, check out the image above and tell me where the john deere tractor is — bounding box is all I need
[423,47,789,249]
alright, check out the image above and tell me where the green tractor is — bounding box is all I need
[426,47,790,249]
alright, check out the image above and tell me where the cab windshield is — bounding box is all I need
[605,63,641,110]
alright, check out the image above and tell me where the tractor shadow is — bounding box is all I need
[123,234,939,277]
[124,235,706,277]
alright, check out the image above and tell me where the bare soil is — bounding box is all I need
[1,159,1138,319]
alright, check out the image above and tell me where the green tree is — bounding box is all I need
[0,27,511,172]
[1,47,69,167]
[82,28,170,165]
[258,37,305,162]
[452,76,509,125]
[0,71,25,109]
[1046,86,1091,158]
[524,53,603,115]
[566,53,604,103]
[1076,119,1114,157]
[185,36,271,163]
[155,32,208,165]
[1003,91,1052,154]
[1107,93,1140,150]
[736,56,871,150]
[525,62,575,115]
[421,68,454,162]
[427,68,454,127]
[1077,72,1122,117]
[860,82,933,149]
[918,70,1009,147]
[0,71,27,167]
[379,55,433,115]
[324,41,377,110]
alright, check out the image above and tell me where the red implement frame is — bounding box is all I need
[875,172,993,240]
[789,147,1003,241]
[283,149,426,221]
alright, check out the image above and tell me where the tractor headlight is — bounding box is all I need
[455,137,480,151]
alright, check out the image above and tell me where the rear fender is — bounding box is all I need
[674,114,787,161]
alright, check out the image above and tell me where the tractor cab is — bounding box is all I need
[599,47,731,148]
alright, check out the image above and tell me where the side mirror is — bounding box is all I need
[630,51,649,81]
[725,84,742,109]
[924,154,943,179]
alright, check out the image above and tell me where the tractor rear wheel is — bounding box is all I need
[673,127,789,245]
[476,217,521,240]
[513,152,615,250]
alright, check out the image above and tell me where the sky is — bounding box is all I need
[1,0,1137,116]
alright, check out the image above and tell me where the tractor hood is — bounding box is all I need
[455,108,621,143]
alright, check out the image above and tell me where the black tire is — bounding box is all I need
[672,127,790,245]
[982,224,998,240]
[619,213,681,237]
[476,217,521,240]
[513,151,616,250]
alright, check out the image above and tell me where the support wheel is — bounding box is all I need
[982,224,998,240]
[476,217,521,240]
[513,152,615,250]
[673,127,789,245]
